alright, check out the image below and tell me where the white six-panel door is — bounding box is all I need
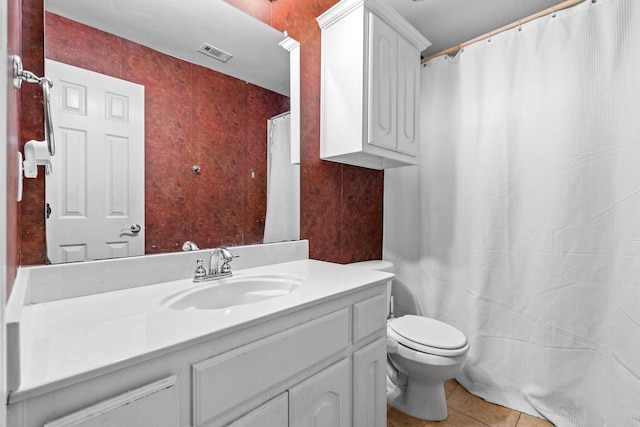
[45,59,144,263]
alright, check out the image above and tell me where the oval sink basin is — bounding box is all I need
[162,274,302,311]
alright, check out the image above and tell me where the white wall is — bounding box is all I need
[0,0,10,423]
[382,165,423,317]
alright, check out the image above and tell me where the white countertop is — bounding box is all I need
[13,259,392,401]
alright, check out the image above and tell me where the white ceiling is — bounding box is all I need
[45,0,570,95]
[386,0,569,57]
[45,0,291,95]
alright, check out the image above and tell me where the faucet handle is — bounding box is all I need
[218,247,237,262]
[220,261,232,274]
[193,259,207,280]
[217,247,238,274]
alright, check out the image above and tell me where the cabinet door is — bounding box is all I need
[368,13,397,152]
[353,337,387,427]
[289,358,350,427]
[396,34,420,156]
[228,393,288,427]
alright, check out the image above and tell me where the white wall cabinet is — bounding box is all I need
[8,283,387,427]
[317,0,430,170]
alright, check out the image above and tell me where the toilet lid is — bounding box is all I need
[389,315,467,350]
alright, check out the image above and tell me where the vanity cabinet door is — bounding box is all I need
[289,358,350,427]
[227,393,288,427]
[353,337,387,427]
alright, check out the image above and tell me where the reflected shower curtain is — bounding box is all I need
[384,0,640,425]
[264,112,300,243]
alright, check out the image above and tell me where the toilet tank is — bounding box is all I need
[348,260,394,317]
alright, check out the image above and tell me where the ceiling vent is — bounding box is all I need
[197,43,233,63]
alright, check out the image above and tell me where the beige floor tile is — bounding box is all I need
[516,413,555,427]
[387,405,427,427]
[447,386,520,427]
[387,383,555,427]
[444,379,459,397]
[423,408,489,427]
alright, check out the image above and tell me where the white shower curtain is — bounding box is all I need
[264,112,300,243]
[384,0,640,425]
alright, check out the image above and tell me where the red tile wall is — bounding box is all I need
[18,0,47,266]
[13,0,383,279]
[226,0,384,263]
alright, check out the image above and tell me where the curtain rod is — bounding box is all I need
[422,0,588,63]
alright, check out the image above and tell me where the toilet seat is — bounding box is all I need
[388,315,469,357]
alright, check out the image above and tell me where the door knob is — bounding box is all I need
[130,224,141,233]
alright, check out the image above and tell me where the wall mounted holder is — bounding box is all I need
[23,140,52,178]
[13,54,56,162]
[13,55,57,201]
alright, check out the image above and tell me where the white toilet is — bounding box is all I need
[350,260,470,421]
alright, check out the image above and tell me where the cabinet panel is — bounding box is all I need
[353,338,387,427]
[396,34,420,156]
[43,376,178,427]
[368,13,397,151]
[228,393,288,427]
[289,358,350,427]
[319,6,365,160]
[352,293,386,344]
[193,309,349,426]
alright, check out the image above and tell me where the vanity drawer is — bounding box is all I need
[43,376,178,427]
[352,293,387,344]
[192,308,349,426]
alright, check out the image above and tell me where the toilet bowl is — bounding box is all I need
[349,260,470,421]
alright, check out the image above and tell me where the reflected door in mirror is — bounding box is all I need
[45,59,145,263]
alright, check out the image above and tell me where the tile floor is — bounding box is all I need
[387,380,556,427]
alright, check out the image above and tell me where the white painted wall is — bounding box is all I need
[1,0,10,423]
[382,165,423,317]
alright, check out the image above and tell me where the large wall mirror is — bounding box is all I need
[44,0,300,264]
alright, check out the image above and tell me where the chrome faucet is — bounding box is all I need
[209,247,234,276]
[182,241,200,251]
[193,246,237,282]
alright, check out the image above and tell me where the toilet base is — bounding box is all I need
[387,376,448,421]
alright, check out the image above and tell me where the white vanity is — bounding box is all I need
[7,241,392,427]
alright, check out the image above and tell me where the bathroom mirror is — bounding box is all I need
[43,0,300,264]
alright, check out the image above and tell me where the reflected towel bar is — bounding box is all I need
[13,55,56,157]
